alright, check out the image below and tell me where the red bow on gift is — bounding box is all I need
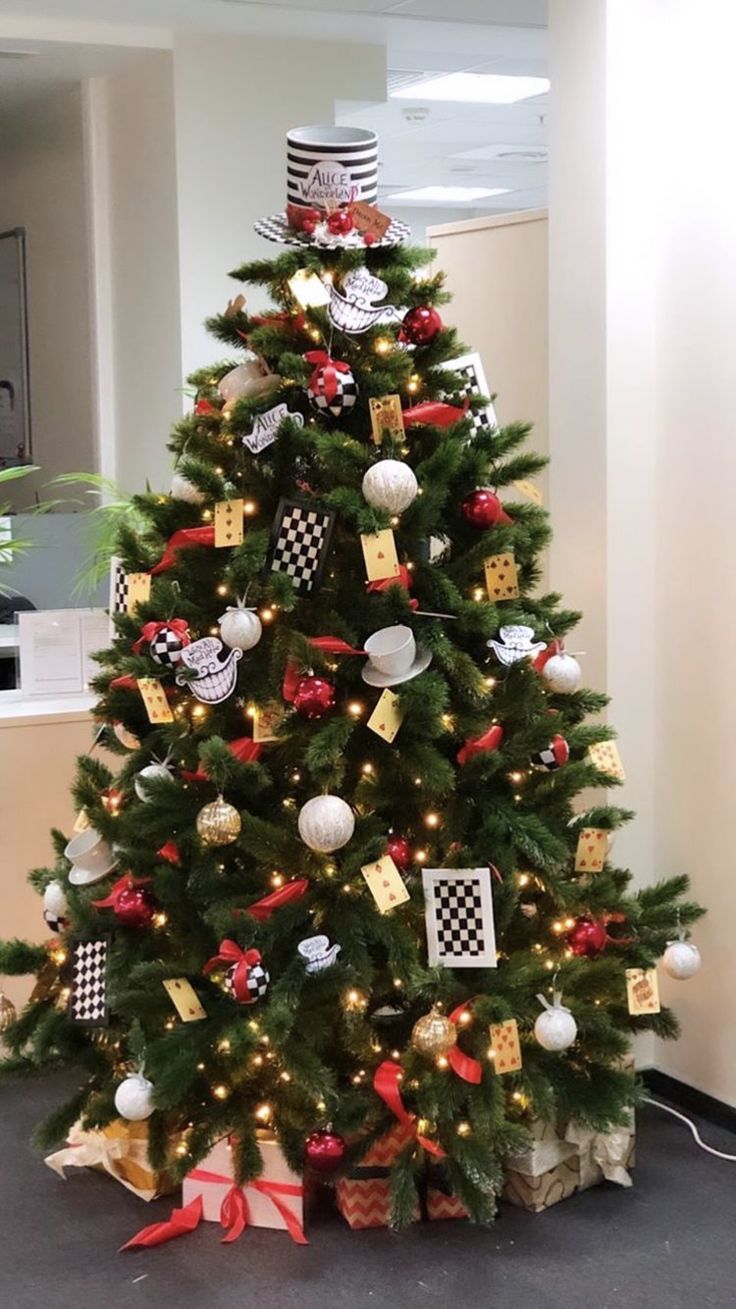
[151,527,215,575]
[132,619,191,656]
[91,873,152,910]
[304,350,351,405]
[456,723,504,766]
[282,635,365,702]
[203,941,261,1003]
[403,399,469,429]
[366,565,418,610]
[373,1061,446,1158]
[121,1174,307,1250]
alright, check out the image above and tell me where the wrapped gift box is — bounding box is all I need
[426,1183,468,1221]
[503,1115,636,1213]
[182,1132,305,1239]
[45,1118,176,1201]
[504,1114,577,1178]
[335,1122,419,1229]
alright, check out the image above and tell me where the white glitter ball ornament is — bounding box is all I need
[134,762,174,803]
[170,472,205,504]
[362,460,418,515]
[297,795,355,853]
[542,653,582,694]
[662,940,702,980]
[219,605,262,652]
[534,993,577,1051]
[114,1073,155,1121]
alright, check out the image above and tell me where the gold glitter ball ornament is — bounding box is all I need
[196,796,241,846]
[411,1004,457,1057]
[0,991,17,1033]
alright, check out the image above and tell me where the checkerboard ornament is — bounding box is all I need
[268,497,336,596]
[442,352,497,439]
[421,868,497,968]
[149,626,188,666]
[69,937,109,1026]
[109,557,128,615]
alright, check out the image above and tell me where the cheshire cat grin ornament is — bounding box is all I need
[175,636,242,704]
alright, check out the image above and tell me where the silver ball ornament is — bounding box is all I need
[170,471,205,504]
[542,653,582,693]
[298,795,355,853]
[219,606,262,652]
[362,460,418,515]
[134,762,174,803]
[114,1073,155,1121]
[534,1004,577,1051]
[662,940,702,980]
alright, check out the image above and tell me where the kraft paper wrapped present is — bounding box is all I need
[503,1115,636,1212]
[182,1132,306,1241]
[504,1114,577,1177]
[336,1122,420,1229]
[45,1118,176,1201]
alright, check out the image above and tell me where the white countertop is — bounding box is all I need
[0,688,97,726]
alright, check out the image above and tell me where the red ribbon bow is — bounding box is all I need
[151,527,215,575]
[91,873,152,910]
[402,399,469,429]
[373,1061,445,1158]
[122,1174,307,1249]
[282,636,365,702]
[239,878,310,922]
[121,1194,204,1251]
[203,941,261,1003]
[132,619,190,656]
[304,350,351,405]
[456,723,504,766]
[447,1002,483,1084]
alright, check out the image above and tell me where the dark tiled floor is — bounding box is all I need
[1,1071,734,1309]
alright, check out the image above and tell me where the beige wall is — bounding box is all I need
[0,86,95,506]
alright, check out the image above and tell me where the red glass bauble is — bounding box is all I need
[305,1129,346,1174]
[386,834,412,871]
[363,233,376,247]
[293,675,336,719]
[327,208,354,236]
[114,887,154,929]
[302,218,317,236]
[567,916,608,958]
[461,489,509,529]
[401,305,443,346]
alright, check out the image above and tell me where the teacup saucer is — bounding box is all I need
[68,859,118,887]
[361,647,432,687]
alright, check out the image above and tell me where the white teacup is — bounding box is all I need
[364,625,415,677]
[65,828,116,885]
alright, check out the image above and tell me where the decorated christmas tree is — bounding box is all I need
[0,125,704,1237]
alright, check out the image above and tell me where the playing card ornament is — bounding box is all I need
[175,636,242,704]
[134,760,175,803]
[534,991,578,1052]
[170,471,205,504]
[298,934,342,972]
[362,460,418,515]
[218,602,262,652]
[662,938,702,980]
[297,795,355,852]
[411,1004,457,1058]
[114,1072,155,1122]
[541,652,582,694]
[488,625,547,667]
[43,880,69,933]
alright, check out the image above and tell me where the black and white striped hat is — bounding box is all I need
[287,124,378,213]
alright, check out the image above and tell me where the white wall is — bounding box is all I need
[0,86,95,505]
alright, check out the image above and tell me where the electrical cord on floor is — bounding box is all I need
[642,1095,736,1161]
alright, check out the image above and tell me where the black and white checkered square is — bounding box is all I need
[253,212,411,249]
[150,626,187,666]
[268,498,336,597]
[69,938,109,1026]
[109,557,128,615]
[226,961,270,1004]
[434,879,486,958]
[442,352,497,440]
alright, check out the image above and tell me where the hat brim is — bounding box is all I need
[254,213,411,249]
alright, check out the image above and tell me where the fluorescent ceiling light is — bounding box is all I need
[387,185,510,204]
[391,73,550,105]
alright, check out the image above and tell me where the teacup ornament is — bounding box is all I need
[298,934,342,973]
[175,636,242,704]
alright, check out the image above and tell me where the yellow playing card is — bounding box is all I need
[369,395,404,446]
[574,827,608,873]
[484,553,520,600]
[127,572,151,614]
[490,1019,523,1074]
[73,808,91,835]
[588,741,626,782]
[360,529,401,582]
[137,677,174,724]
[163,978,207,1022]
[361,855,410,913]
[512,479,543,506]
[214,499,244,548]
[367,689,404,743]
[251,701,284,743]
[626,968,660,1016]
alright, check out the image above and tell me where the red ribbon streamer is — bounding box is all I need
[91,873,152,910]
[447,1002,483,1085]
[121,1195,203,1251]
[304,350,352,405]
[151,527,215,575]
[157,840,180,865]
[456,723,504,766]
[243,879,310,922]
[283,636,365,702]
[203,941,262,1003]
[373,1061,445,1158]
[250,310,306,334]
[187,1170,307,1246]
[403,400,468,429]
[366,565,419,610]
[132,619,191,656]
[185,737,263,782]
[195,399,219,416]
[533,640,561,674]
[109,675,138,692]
